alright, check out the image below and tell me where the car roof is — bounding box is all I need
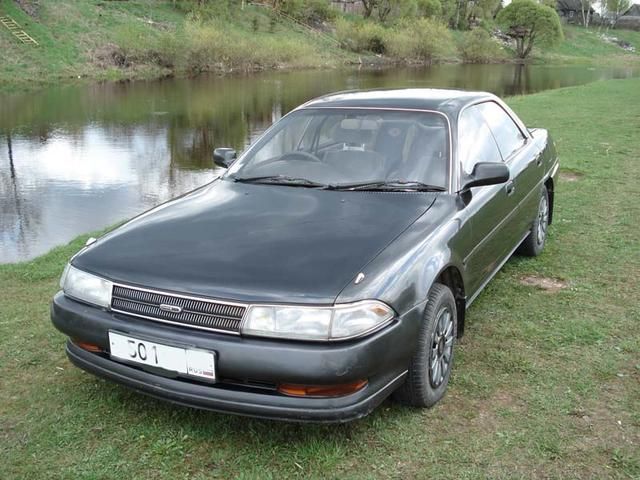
[298,88,496,118]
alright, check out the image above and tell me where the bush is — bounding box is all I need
[174,0,232,20]
[375,0,419,22]
[278,0,305,18]
[385,18,454,63]
[178,20,318,73]
[113,24,178,69]
[301,0,337,23]
[335,19,388,54]
[458,28,505,63]
[417,0,442,18]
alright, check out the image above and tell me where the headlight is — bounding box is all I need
[60,264,113,308]
[242,300,394,341]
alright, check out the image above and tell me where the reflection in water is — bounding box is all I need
[0,64,637,262]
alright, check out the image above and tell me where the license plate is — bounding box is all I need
[108,331,215,381]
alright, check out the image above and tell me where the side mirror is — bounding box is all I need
[213,147,237,168]
[461,162,510,191]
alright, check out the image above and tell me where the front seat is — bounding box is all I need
[397,125,448,188]
[374,121,410,167]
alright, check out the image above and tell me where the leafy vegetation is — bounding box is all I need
[0,0,639,92]
[335,17,388,53]
[458,27,506,63]
[497,0,563,59]
[385,18,455,63]
[2,77,639,479]
[0,0,345,90]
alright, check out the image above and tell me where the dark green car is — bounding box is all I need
[52,89,558,422]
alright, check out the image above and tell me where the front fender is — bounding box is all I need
[335,196,462,316]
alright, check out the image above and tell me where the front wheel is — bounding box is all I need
[393,283,457,408]
[518,186,549,257]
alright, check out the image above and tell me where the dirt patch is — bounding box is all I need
[559,170,584,182]
[90,43,130,69]
[15,0,39,18]
[519,275,568,292]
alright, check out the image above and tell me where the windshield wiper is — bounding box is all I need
[329,180,446,192]
[231,175,328,188]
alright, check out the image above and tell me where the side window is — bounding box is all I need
[458,106,502,175]
[477,102,526,160]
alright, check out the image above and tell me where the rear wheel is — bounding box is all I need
[393,283,457,408]
[518,186,549,257]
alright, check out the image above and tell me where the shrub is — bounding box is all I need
[417,0,442,18]
[385,18,454,63]
[113,24,178,70]
[279,0,337,23]
[300,0,337,23]
[174,0,232,20]
[458,28,505,63]
[279,0,305,18]
[375,0,419,22]
[178,20,319,73]
[335,19,388,54]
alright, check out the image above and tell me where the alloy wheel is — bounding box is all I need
[429,307,454,388]
[537,194,549,246]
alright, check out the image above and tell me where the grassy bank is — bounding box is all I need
[1,77,639,478]
[536,26,640,65]
[1,0,640,93]
[0,0,350,92]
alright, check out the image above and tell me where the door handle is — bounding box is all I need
[505,181,516,196]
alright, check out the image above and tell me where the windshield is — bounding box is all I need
[226,108,449,190]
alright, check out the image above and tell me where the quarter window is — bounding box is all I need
[477,102,526,160]
[458,107,502,175]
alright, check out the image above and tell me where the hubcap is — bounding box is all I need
[536,195,549,246]
[429,307,454,388]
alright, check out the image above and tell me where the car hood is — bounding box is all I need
[73,180,437,304]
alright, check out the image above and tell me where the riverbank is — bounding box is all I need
[1,0,640,93]
[2,77,639,478]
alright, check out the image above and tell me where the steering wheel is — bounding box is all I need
[279,151,322,163]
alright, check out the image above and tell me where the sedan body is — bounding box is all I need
[51,89,558,422]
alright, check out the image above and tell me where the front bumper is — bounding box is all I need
[51,293,421,422]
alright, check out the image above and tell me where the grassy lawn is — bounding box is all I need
[1,78,639,479]
[537,25,640,65]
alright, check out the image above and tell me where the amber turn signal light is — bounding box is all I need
[73,340,103,353]
[277,380,367,398]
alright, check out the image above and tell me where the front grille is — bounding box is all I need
[111,285,246,334]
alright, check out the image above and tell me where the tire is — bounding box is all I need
[393,283,457,408]
[518,186,550,257]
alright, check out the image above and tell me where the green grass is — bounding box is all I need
[2,78,640,479]
[0,0,348,92]
[535,25,640,64]
[1,0,640,93]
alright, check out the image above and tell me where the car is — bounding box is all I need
[51,88,558,423]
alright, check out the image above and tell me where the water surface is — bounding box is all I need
[1,64,637,262]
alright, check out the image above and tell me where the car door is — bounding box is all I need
[457,105,516,296]
[476,101,540,244]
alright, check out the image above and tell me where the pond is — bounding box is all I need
[1,63,637,263]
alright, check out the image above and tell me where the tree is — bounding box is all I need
[497,0,563,59]
[605,0,631,25]
[360,0,417,21]
[468,0,501,24]
[579,0,595,28]
[361,0,376,17]
[376,0,417,21]
[417,0,442,18]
